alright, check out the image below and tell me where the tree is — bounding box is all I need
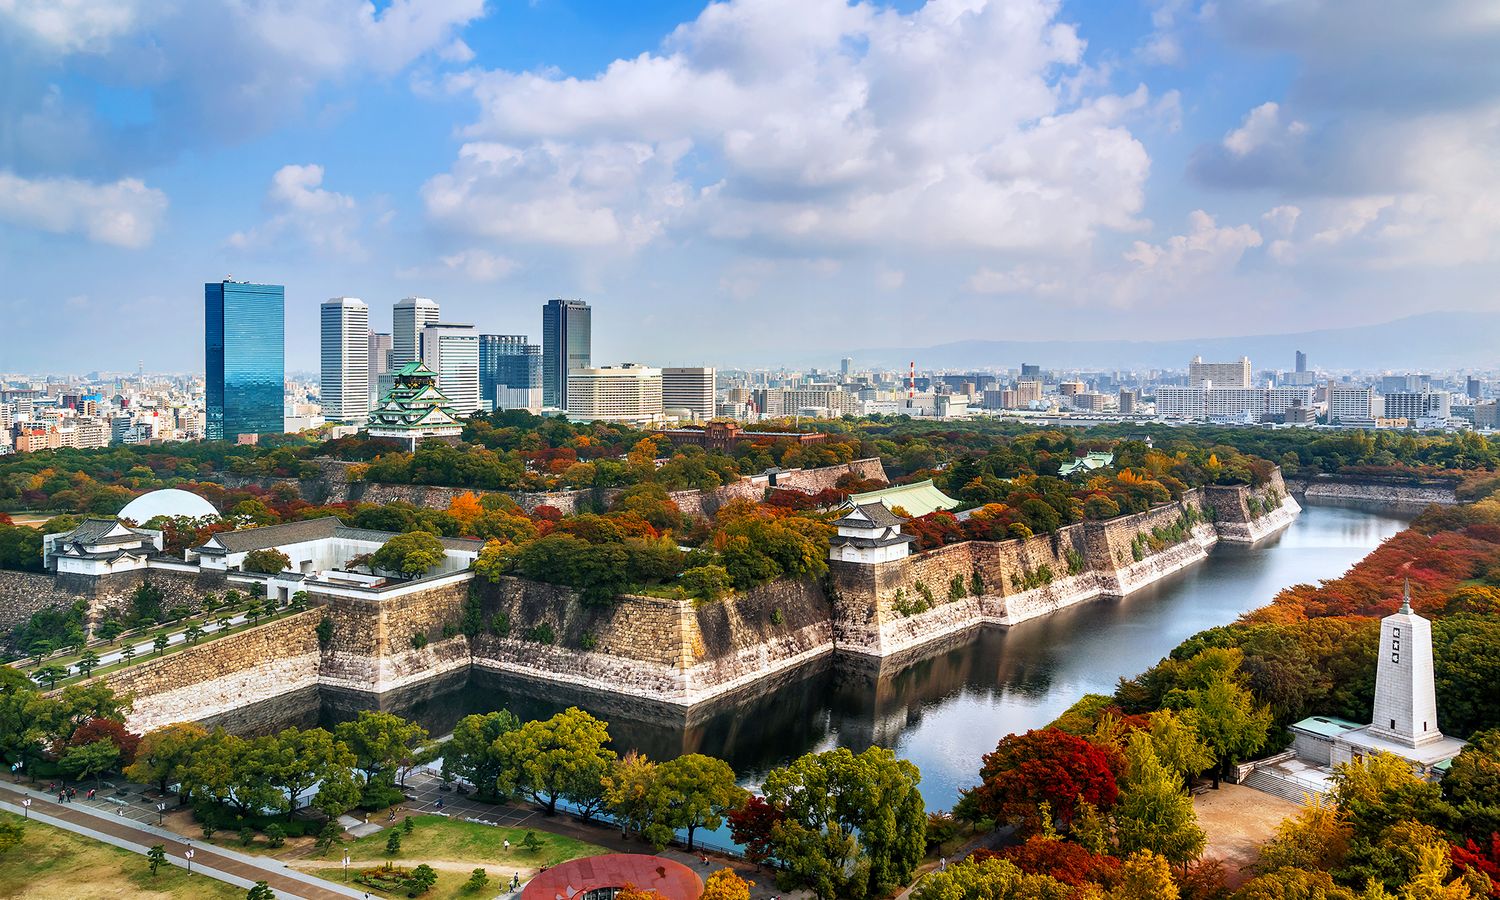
[242,548,291,574]
[385,829,403,857]
[701,868,753,900]
[371,531,446,578]
[604,751,663,843]
[61,739,119,787]
[1166,673,1272,787]
[76,650,100,679]
[969,729,1120,834]
[1254,797,1352,875]
[728,795,784,867]
[184,622,205,644]
[335,711,430,804]
[1111,850,1178,900]
[147,844,166,876]
[465,868,490,893]
[681,565,733,601]
[152,631,169,656]
[1443,729,1500,841]
[406,863,438,895]
[34,665,67,689]
[496,707,616,816]
[1147,709,1214,791]
[1000,836,1122,887]
[651,753,747,851]
[260,727,360,820]
[441,711,520,801]
[70,717,140,767]
[120,643,136,664]
[761,746,925,900]
[910,856,1071,900]
[1114,732,1205,868]
[247,882,275,900]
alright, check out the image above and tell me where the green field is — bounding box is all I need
[0,810,242,900]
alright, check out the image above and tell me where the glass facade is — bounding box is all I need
[479,334,542,406]
[542,298,591,408]
[205,281,284,442]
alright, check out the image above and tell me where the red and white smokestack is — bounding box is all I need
[908,361,915,399]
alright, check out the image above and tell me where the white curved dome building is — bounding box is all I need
[117,488,219,523]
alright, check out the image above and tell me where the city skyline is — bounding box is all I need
[3,1,1497,372]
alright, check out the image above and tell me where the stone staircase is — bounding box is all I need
[1240,769,1324,805]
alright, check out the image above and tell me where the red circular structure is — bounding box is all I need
[521,853,704,900]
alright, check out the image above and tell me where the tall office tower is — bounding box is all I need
[662,367,716,421]
[419,323,481,416]
[320,298,370,424]
[1188,356,1252,388]
[1118,389,1138,414]
[392,297,440,368]
[1014,379,1044,405]
[1020,363,1041,379]
[542,298,591,409]
[1467,377,1482,400]
[479,334,543,410]
[368,332,392,404]
[205,280,284,442]
[840,357,853,377]
[1295,350,1307,373]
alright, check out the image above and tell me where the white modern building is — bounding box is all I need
[566,364,664,424]
[419,323,481,416]
[1156,386,1314,421]
[320,297,370,424]
[392,297,440,368]
[1188,356,1252,388]
[368,332,392,405]
[1328,387,1378,424]
[1383,391,1451,423]
[662,367,716,422]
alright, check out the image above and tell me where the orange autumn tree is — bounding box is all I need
[700,868,753,900]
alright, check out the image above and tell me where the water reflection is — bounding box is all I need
[215,501,1411,810]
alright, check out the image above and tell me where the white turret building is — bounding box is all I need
[829,502,914,564]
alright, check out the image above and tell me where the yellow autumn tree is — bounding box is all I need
[700,868,753,900]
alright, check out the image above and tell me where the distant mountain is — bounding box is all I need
[842,311,1500,372]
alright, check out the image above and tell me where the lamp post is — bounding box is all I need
[342,848,351,882]
[21,798,31,819]
[156,802,166,825]
[184,846,194,875]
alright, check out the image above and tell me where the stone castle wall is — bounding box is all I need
[1284,476,1458,508]
[1205,469,1301,542]
[105,609,323,733]
[314,577,472,695]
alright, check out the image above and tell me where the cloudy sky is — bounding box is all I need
[2,0,1497,373]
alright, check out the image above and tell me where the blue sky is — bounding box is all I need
[2,0,1497,373]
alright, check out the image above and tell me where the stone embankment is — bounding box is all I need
[1283,475,1458,508]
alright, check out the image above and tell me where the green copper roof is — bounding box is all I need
[848,479,959,518]
[1059,451,1115,477]
[393,360,438,378]
[1290,715,1363,738]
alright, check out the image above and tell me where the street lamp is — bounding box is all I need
[21,798,31,819]
[184,844,194,875]
[156,802,166,825]
[342,848,351,882]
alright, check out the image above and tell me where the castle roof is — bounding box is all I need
[194,516,483,555]
[846,479,959,518]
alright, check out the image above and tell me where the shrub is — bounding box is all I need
[411,632,428,650]
[521,831,543,852]
[406,863,438,896]
[489,611,511,637]
[239,826,256,847]
[464,868,490,893]
[264,823,285,848]
[441,623,458,639]
[526,623,555,645]
[682,564,732,601]
[316,615,334,649]
[1065,548,1086,576]
[402,816,415,834]
[970,571,985,595]
[579,632,598,651]
[915,580,935,607]
[385,830,403,857]
[770,608,785,626]
[948,575,967,602]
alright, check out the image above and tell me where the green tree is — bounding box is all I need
[125,722,209,795]
[152,631,169,656]
[259,727,360,820]
[242,548,291,574]
[1114,731,1205,867]
[34,665,67,688]
[496,707,617,816]
[385,829,403,857]
[406,863,438,895]
[335,711,430,794]
[1442,728,1500,841]
[1166,672,1272,787]
[184,622,205,644]
[651,753,747,852]
[681,565,733,601]
[371,531,446,578]
[465,868,490,893]
[442,711,520,801]
[910,856,1070,900]
[61,739,120,787]
[76,649,100,679]
[1147,709,1214,791]
[761,746,925,900]
[147,844,166,876]
[247,882,275,900]
[120,643,136,664]
[604,751,663,843]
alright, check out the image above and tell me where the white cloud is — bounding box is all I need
[429,0,1154,256]
[0,169,166,247]
[1112,210,1262,303]
[227,163,364,258]
[440,249,518,281]
[0,0,141,52]
[965,265,1062,296]
[1222,102,1305,157]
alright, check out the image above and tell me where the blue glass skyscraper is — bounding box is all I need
[542,298,590,409]
[479,334,542,406]
[205,280,284,442]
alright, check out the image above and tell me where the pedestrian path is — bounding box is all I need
[0,781,362,900]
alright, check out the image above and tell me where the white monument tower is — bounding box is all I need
[1368,580,1442,747]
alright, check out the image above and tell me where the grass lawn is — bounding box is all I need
[309,865,488,900]
[0,810,242,900]
[298,815,606,897]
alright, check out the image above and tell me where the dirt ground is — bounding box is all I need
[1193,784,1302,886]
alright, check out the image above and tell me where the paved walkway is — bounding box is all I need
[0,781,363,900]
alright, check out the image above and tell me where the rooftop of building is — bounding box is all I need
[847,479,959,518]
[194,516,484,555]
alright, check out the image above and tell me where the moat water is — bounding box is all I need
[220,500,1412,817]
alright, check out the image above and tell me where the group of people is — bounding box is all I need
[45,783,95,803]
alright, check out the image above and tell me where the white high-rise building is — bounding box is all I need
[419,323,481,416]
[1382,391,1451,422]
[1188,356,1252,389]
[662,367,715,421]
[566,364,664,424]
[1328,387,1377,424]
[320,297,370,424]
[392,297,440,368]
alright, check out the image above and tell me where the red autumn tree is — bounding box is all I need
[727,795,784,866]
[69,718,141,767]
[999,836,1122,887]
[1451,833,1500,897]
[970,728,1121,834]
